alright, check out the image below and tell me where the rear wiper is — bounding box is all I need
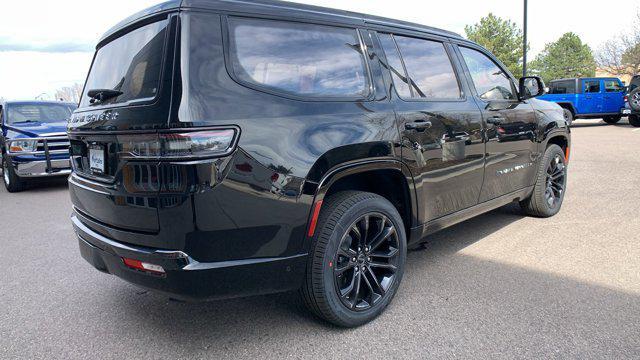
[87,89,123,104]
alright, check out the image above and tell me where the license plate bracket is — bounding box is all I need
[89,144,106,174]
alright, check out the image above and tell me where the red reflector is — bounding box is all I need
[565,147,570,163]
[122,257,165,274]
[307,200,323,237]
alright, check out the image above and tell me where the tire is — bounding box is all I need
[629,115,640,127]
[520,145,567,217]
[2,154,25,192]
[562,108,574,126]
[603,116,621,124]
[301,191,407,327]
[629,88,640,112]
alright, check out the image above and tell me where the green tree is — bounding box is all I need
[465,13,525,77]
[531,32,596,83]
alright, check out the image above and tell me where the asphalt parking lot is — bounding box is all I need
[1,119,639,359]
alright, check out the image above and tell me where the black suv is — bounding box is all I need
[625,75,640,126]
[69,0,570,327]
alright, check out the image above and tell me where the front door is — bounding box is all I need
[581,79,604,114]
[376,32,485,223]
[456,45,539,202]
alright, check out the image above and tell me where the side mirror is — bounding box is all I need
[519,76,546,100]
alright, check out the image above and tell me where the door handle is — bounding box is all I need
[486,116,505,126]
[405,120,432,131]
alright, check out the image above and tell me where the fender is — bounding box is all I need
[555,102,576,115]
[302,157,419,251]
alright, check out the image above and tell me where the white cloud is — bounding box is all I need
[0,0,637,100]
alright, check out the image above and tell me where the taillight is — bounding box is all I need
[118,128,238,160]
[624,95,629,103]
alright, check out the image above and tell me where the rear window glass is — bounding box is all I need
[6,103,76,125]
[604,80,624,92]
[549,80,576,94]
[228,17,369,98]
[79,19,168,108]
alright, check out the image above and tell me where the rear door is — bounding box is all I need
[455,45,538,202]
[376,32,485,223]
[68,15,178,238]
[580,79,603,114]
[602,79,625,113]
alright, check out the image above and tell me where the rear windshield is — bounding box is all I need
[6,103,76,125]
[79,19,168,108]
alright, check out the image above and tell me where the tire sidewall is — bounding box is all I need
[536,145,567,216]
[563,108,573,126]
[630,89,640,112]
[318,195,407,326]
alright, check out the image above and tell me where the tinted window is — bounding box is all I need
[460,47,516,101]
[604,80,623,92]
[378,34,412,98]
[228,18,369,98]
[583,80,600,93]
[392,36,460,99]
[80,20,168,108]
[550,80,576,94]
[6,103,76,124]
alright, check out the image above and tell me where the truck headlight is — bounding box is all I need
[8,139,37,153]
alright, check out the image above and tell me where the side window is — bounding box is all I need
[604,80,623,93]
[227,17,369,98]
[550,80,576,94]
[583,80,600,93]
[378,34,412,98]
[392,35,461,99]
[459,47,516,101]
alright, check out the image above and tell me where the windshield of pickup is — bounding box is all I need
[79,19,168,108]
[6,103,76,125]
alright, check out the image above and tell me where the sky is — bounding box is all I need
[0,0,637,100]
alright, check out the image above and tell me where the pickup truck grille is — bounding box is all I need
[35,134,70,155]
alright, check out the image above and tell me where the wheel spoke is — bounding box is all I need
[369,261,397,271]
[371,247,399,259]
[359,216,370,248]
[366,267,386,295]
[368,225,395,251]
[340,268,358,298]
[350,270,363,309]
[335,262,355,276]
[337,247,357,259]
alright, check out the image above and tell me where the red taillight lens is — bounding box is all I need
[118,128,238,160]
[122,257,165,274]
[624,95,629,103]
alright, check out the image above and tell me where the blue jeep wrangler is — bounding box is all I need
[539,77,627,126]
[1,101,76,192]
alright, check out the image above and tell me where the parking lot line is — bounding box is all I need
[633,128,640,132]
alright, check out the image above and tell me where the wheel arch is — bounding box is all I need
[555,102,576,116]
[304,159,418,250]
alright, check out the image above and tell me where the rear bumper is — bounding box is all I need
[72,214,307,301]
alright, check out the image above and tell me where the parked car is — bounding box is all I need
[623,75,640,127]
[539,77,627,126]
[68,0,571,327]
[1,100,76,192]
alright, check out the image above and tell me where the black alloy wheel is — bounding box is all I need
[544,153,566,209]
[301,191,407,327]
[521,144,567,217]
[629,88,640,112]
[334,213,400,311]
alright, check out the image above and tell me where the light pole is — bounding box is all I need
[523,0,528,78]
